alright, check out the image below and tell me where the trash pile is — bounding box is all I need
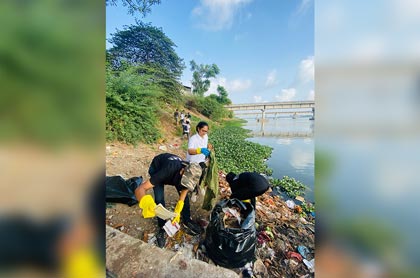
[148,171,315,278]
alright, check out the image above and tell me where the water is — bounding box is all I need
[241,117,315,202]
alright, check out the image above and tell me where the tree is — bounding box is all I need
[216,85,232,105]
[108,22,185,78]
[190,60,220,96]
[106,0,161,17]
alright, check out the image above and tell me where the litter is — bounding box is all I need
[163,220,180,237]
[154,204,177,220]
[285,200,296,209]
[222,207,242,226]
[303,258,315,272]
[295,196,305,202]
[297,245,310,259]
[205,199,256,268]
[286,251,303,262]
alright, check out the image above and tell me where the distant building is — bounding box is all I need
[182,85,192,95]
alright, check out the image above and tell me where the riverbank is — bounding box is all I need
[106,120,315,277]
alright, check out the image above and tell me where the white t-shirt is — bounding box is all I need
[186,133,208,163]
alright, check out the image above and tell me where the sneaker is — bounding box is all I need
[156,228,166,248]
[183,220,202,235]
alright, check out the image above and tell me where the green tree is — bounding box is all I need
[133,63,183,104]
[216,85,232,105]
[190,60,220,96]
[108,22,185,78]
[106,0,161,17]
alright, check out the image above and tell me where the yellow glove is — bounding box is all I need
[62,247,103,278]
[172,200,184,224]
[139,195,157,218]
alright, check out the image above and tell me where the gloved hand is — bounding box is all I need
[139,195,157,218]
[172,200,184,224]
[196,147,210,157]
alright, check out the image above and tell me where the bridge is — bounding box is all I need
[226,101,315,120]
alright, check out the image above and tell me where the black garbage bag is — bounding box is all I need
[105,176,142,206]
[204,198,256,268]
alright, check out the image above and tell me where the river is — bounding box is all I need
[240,116,315,202]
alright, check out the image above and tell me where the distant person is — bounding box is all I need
[225,172,270,208]
[180,110,185,125]
[134,153,203,248]
[186,112,191,119]
[174,109,179,125]
[182,119,191,140]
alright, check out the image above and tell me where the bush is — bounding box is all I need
[185,96,231,121]
[106,66,161,144]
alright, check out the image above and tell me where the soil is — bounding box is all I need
[105,126,211,241]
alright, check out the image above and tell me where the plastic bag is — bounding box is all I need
[204,199,256,268]
[105,176,142,206]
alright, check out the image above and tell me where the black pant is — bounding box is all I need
[148,167,191,228]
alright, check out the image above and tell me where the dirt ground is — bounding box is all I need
[105,133,212,241]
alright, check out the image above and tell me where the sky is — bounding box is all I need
[106,0,314,104]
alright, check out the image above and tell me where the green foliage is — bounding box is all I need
[210,126,273,175]
[216,85,232,105]
[301,201,315,214]
[106,65,161,144]
[190,60,220,96]
[106,0,161,17]
[271,176,308,198]
[184,95,231,121]
[133,63,183,104]
[108,22,185,78]
[0,1,104,145]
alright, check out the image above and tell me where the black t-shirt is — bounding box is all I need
[229,172,270,200]
[149,153,184,189]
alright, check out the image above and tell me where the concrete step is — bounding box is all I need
[106,225,239,278]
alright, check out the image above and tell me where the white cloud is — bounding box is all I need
[265,69,278,87]
[275,88,296,102]
[253,96,262,102]
[298,56,314,84]
[207,76,252,95]
[192,0,253,31]
[307,90,315,100]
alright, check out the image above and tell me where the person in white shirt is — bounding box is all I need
[186,121,213,200]
[182,120,191,139]
[186,121,211,164]
[180,111,185,125]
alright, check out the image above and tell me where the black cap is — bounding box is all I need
[226,172,236,185]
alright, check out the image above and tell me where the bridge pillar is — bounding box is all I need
[261,107,265,121]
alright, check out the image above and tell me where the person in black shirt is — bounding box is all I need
[225,172,270,208]
[134,153,202,248]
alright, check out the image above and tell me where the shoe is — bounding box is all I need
[182,220,202,235]
[156,228,166,248]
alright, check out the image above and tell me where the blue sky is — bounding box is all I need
[106,0,314,104]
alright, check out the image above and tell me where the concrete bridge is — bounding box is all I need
[226,101,315,120]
